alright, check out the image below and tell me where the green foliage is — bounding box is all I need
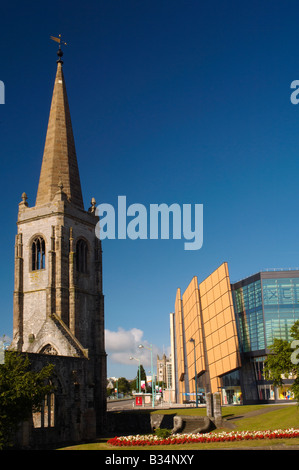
[117,377,131,394]
[264,320,299,401]
[290,321,299,340]
[140,364,147,382]
[154,428,172,439]
[131,364,149,392]
[263,338,293,386]
[0,351,54,449]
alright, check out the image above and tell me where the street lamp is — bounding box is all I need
[139,343,155,407]
[189,338,198,408]
[130,356,141,393]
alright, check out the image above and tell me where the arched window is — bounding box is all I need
[76,239,88,273]
[40,344,58,355]
[32,383,55,429]
[32,236,45,270]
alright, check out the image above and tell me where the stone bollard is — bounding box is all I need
[206,392,213,419]
[212,392,222,426]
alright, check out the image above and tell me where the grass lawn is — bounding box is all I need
[59,404,299,450]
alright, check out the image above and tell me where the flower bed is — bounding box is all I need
[107,428,299,447]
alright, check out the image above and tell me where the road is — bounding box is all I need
[107,398,137,411]
[106,398,201,411]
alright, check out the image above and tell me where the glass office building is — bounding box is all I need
[231,269,299,403]
[233,271,299,351]
[171,265,299,405]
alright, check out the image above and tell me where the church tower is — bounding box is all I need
[11,45,106,443]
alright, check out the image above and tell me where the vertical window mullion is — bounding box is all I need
[32,240,36,270]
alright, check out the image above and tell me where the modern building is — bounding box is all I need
[156,353,176,402]
[157,354,171,385]
[171,262,299,405]
[10,45,106,448]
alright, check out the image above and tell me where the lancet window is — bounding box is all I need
[76,239,88,273]
[32,236,45,270]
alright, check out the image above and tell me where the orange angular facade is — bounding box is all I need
[173,262,241,404]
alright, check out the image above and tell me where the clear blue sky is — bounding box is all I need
[1,0,299,379]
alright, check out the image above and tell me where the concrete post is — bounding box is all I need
[206,392,213,418]
[213,392,222,426]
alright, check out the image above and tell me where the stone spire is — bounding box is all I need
[35,49,84,209]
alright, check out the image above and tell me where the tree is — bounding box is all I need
[0,352,54,449]
[264,320,299,401]
[117,377,131,395]
[130,364,147,392]
[139,364,148,391]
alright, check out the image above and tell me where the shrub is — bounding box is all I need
[154,428,172,439]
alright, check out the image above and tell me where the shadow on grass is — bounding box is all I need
[223,414,244,420]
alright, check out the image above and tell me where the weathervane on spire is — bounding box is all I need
[50,34,68,63]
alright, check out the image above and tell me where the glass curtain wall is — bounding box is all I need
[233,275,299,352]
[262,277,299,347]
[233,279,265,352]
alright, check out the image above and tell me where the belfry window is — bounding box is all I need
[32,236,45,270]
[76,239,88,273]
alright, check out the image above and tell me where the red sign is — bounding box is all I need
[135,396,143,406]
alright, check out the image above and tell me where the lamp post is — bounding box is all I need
[139,343,155,407]
[189,338,198,408]
[130,356,141,393]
